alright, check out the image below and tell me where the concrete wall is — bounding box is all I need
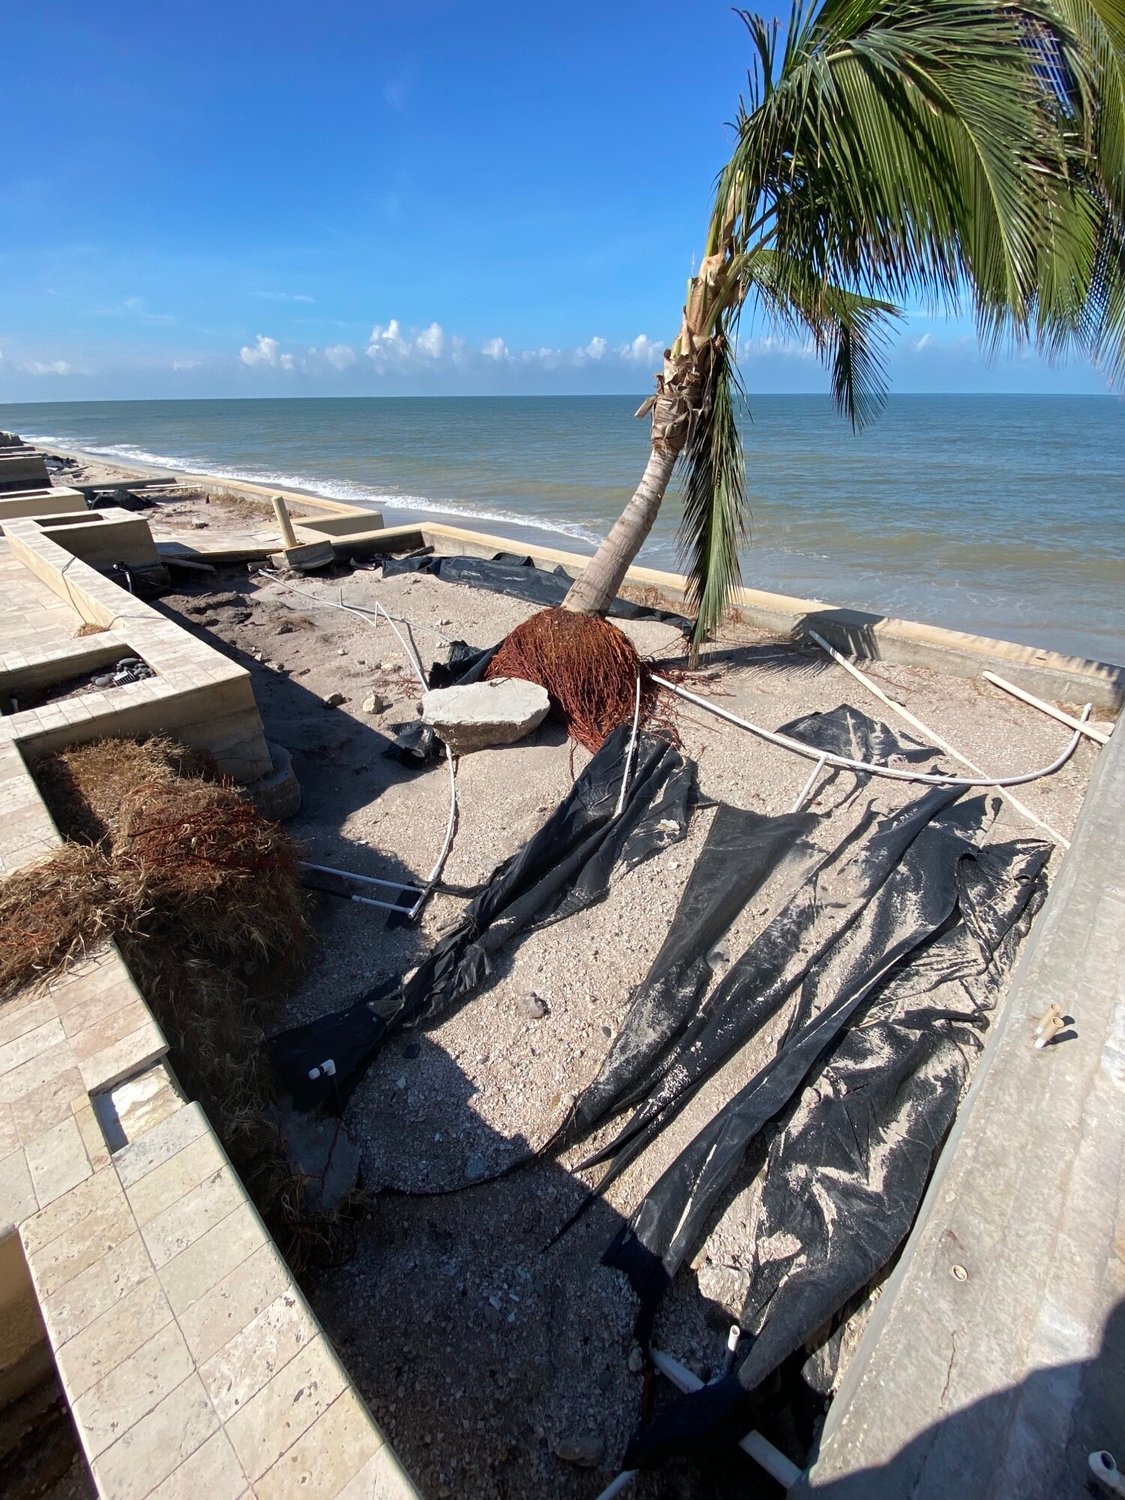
[0,490,87,525]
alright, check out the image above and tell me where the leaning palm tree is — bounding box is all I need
[561,0,1125,657]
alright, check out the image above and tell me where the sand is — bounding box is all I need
[34,449,1110,1495]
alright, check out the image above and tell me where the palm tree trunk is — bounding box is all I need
[562,442,678,616]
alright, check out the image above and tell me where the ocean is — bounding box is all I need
[3,394,1122,664]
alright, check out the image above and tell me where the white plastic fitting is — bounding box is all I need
[1090,1451,1125,1496]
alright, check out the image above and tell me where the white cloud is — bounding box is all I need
[415,322,445,358]
[482,336,509,361]
[583,336,608,361]
[171,359,201,371]
[914,333,933,352]
[323,343,357,371]
[256,291,316,303]
[621,334,663,364]
[279,353,295,371]
[240,334,287,367]
[21,359,79,375]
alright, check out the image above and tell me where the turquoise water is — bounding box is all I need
[3,394,1122,663]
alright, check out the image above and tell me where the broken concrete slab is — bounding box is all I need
[420,677,550,755]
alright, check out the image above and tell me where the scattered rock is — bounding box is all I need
[361,691,387,715]
[520,993,549,1020]
[627,1347,645,1374]
[552,1431,605,1468]
[421,678,549,755]
[464,1153,488,1182]
[325,691,347,708]
[190,518,209,530]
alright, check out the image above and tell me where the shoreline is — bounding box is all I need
[34,436,1125,675]
[39,439,606,562]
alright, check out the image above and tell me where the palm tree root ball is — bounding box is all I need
[486,607,656,752]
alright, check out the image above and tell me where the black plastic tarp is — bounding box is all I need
[382,551,692,629]
[615,827,1049,1466]
[270,724,696,1111]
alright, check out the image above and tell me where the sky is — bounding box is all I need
[1,0,1117,403]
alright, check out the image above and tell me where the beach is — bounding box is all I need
[136,494,1103,1497]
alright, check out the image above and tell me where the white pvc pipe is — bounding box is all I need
[806,630,1069,847]
[650,1348,803,1488]
[264,574,459,897]
[614,668,644,819]
[650,674,1088,793]
[982,670,1111,745]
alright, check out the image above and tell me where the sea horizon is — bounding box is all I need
[4,392,1122,665]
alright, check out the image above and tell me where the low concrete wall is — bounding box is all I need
[0,453,50,493]
[2,520,271,783]
[0,490,87,525]
[269,516,1124,713]
[39,512,160,569]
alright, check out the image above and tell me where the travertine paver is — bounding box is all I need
[0,506,417,1499]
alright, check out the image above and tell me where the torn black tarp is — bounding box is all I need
[269,725,696,1111]
[553,706,951,1167]
[382,550,692,630]
[616,831,1050,1468]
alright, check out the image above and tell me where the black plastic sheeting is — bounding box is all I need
[383,640,499,769]
[564,709,1054,1468]
[382,551,692,629]
[270,724,696,1112]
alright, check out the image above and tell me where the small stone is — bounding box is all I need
[362,691,387,714]
[325,691,347,707]
[552,1432,605,1468]
[190,517,209,529]
[465,1153,488,1182]
[627,1347,645,1374]
[521,993,549,1020]
[337,647,348,655]
[438,617,453,626]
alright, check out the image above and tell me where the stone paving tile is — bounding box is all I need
[332,1444,419,1500]
[125,1128,227,1228]
[90,1372,220,1500]
[56,1272,174,1401]
[73,1318,196,1457]
[0,1144,38,1230]
[77,1015,167,1094]
[0,993,57,1048]
[29,1177,136,1298]
[140,1165,244,1268]
[254,1389,383,1500]
[41,1232,155,1346]
[223,1335,348,1482]
[145,1429,250,1500]
[156,1203,270,1317]
[0,1016,67,1078]
[11,1063,87,1145]
[176,1239,290,1367]
[115,1100,210,1188]
[199,1287,317,1424]
[24,1112,93,1207]
[0,1099,18,1159]
[0,1036,76,1103]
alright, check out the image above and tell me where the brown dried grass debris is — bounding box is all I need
[485,607,657,752]
[0,737,333,1263]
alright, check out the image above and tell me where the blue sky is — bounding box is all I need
[1,0,1116,403]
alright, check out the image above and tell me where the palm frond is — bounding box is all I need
[677,341,750,661]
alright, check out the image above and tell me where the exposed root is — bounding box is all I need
[486,607,662,752]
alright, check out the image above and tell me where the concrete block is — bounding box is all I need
[268,539,335,571]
